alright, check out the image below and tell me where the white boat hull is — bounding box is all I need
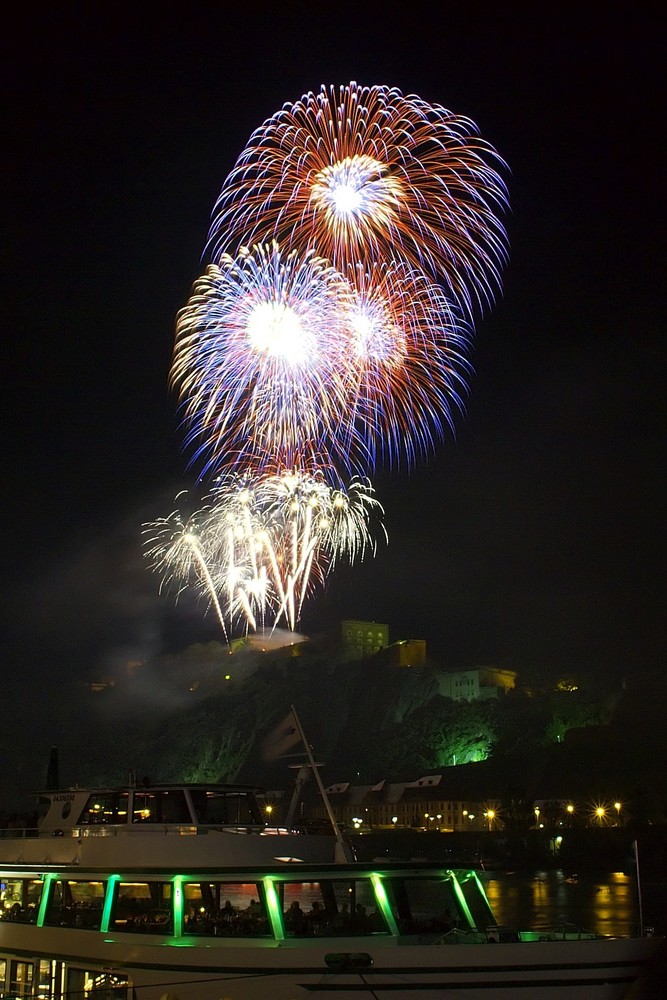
[0,921,660,999]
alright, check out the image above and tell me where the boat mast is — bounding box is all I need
[633,839,644,936]
[290,704,354,862]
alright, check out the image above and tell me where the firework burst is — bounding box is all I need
[343,260,472,471]
[171,242,356,479]
[146,82,508,639]
[207,82,509,319]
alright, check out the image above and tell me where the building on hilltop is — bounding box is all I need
[437,666,516,701]
[341,619,389,660]
[385,639,428,667]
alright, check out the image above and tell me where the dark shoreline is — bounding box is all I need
[350,825,667,874]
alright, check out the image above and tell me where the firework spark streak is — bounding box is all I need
[207,82,509,320]
[143,473,385,635]
[142,497,230,644]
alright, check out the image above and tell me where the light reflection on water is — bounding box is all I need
[481,869,638,937]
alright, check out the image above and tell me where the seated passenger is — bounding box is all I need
[330,901,350,931]
[285,900,307,933]
[307,900,327,931]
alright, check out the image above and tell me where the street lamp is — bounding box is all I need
[614,801,622,826]
[534,806,540,828]
[486,809,496,831]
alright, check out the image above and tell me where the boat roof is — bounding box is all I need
[36,783,264,794]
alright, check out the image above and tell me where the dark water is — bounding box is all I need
[355,833,667,1000]
[480,869,667,999]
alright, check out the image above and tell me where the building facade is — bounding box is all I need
[321,774,498,832]
[341,620,389,660]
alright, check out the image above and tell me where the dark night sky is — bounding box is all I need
[2,1,665,730]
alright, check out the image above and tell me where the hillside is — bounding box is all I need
[22,639,661,827]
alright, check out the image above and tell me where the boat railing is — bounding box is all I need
[0,820,341,841]
[0,826,39,840]
[37,822,310,839]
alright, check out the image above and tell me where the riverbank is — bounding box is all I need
[350,824,667,874]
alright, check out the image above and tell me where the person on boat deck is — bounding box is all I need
[331,901,350,931]
[307,900,327,928]
[221,900,235,919]
[285,900,306,932]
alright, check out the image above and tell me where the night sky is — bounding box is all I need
[3,2,664,737]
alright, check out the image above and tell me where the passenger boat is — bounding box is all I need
[0,780,662,999]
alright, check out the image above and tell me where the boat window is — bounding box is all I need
[110,880,173,934]
[36,960,55,1000]
[43,879,106,930]
[189,789,261,825]
[277,879,389,937]
[0,877,42,924]
[0,959,5,993]
[183,881,271,937]
[77,792,130,825]
[383,877,461,936]
[457,872,495,930]
[9,960,33,998]
[67,968,129,998]
[131,789,191,824]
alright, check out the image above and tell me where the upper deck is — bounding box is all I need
[1,783,349,868]
[37,783,265,833]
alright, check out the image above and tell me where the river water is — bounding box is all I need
[350,833,666,998]
[480,868,666,999]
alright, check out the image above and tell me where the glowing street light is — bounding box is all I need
[614,801,622,825]
[485,809,496,831]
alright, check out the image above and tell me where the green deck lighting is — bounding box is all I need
[100,875,120,933]
[263,878,285,941]
[370,874,399,935]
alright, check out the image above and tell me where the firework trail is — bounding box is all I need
[206,82,509,321]
[143,473,384,635]
[142,497,230,644]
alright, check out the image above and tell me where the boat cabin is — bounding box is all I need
[37,783,265,834]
